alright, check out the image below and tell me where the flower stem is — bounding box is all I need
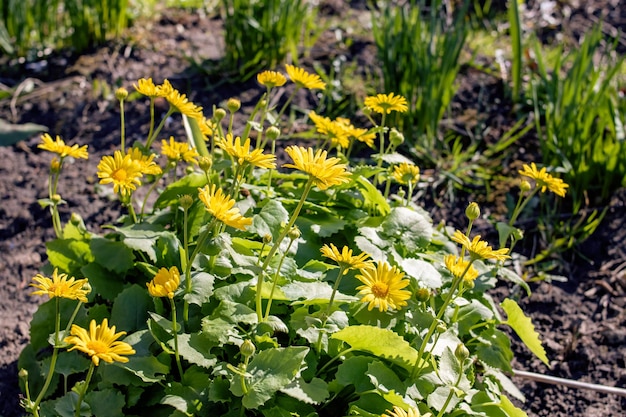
[146,107,174,149]
[264,238,296,320]
[315,265,347,353]
[170,297,184,379]
[119,98,126,153]
[74,362,95,417]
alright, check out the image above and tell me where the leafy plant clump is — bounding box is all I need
[19,66,564,417]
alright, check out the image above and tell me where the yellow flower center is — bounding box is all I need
[371,282,389,298]
[87,340,109,355]
[112,169,127,182]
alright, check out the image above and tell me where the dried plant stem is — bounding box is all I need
[513,369,626,397]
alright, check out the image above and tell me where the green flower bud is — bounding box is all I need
[263,234,273,244]
[463,279,475,290]
[51,194,63,204]
[415,288,430,302]
[436,321,447,333]
[240,339,256,357]
[266,126,280,141]
[214,108,227,122]
[288,226,301,241]
[520,180,532,192]
[18,368,28,379]
[465,202,480,221]
[115,87,129,101]
[70,212,83,226]
[227,98,241,113]
[512,228,524,241]
[179,194,193,210]
[389,128,404,147]
[50,157,61,173]
[454,343,470,362]
[199,155,213,172]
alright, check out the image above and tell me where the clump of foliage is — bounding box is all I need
[19,66,565,417]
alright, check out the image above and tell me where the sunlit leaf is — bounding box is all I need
[501,298,549,365]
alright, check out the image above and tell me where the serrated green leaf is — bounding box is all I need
[476,327,513,373]
[54,351,90,376]
[501,298,549,365]
[499,394,528,417]
[427,385,460,413]
[119,355,169,383]
[85,388,125,417]
[46,238,94,278]
[331,325,418,372]
[90,237,135,274]
[366,360,404,394]
[171,333,217,369]
[111,285,152,333]
[400,257,442,289]
[250,200,290,241]
[335,356,377,393]
[81,262,125,301]
[297,212,347,238]
[52,391,85,417]
[381,207,432,252]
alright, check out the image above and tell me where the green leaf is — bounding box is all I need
[335,356,377,393]
[85,388,125,417]
[351,172,390,216]
[90,237,135,274]
[498,268,531,297]
[297,211,347,238]
[51,391,86,417]
[46,238,94,278]
[0,118,47,146]
[111,285,152,333]
[81,263,125,301]
[499,394,528,417]
[501,298,549,365]
[119,355,170,383]
[331,325,419,372]
[183,272,215,306]
[400,257,442,289]
[54,351,90,376]
[113,225,178,263]
[381,207,433,252]
[476,327,513,373]
[155,172,208,208]
[427,385,461,413]
[172,333,218,369]
[280,377,329,404]
[250,200,289,241]
[239,346,309,409]
[366,360,404,394]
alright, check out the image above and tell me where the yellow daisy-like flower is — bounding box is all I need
[38,133,88,160]
[257,70,287,88]
[444,254,479,282]
[518,162,569,197]
[30,268,90,303]
[97,150,143,196]
[283,146,351,190]
[364,93,409,114]
[127,147,162,175]
[147,266,180,299]
[320,243,372,274]
[216,134,276,169]
[382,405,432,417]
[198,184,253,230]
[285,64,326,90]
[159,80,203,119]
[355,261,411,312]
[393,163,420,185]
[343,125,376,148]
[64,319,135,366]
[161,136,199,165]
[134,77,160,97]
[197,116,217,138]
[451,230,510,261]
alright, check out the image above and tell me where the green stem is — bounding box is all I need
[435,357,465,417]
[373,114,387,186]
[119,98,126,152]
[406,181,414,207]
[264,237,297,320]
[146,98,156,147]
[170,297,184,379]
[74,362,95,417]
[315,265,347,353]
[255,178,313,322]
[33,299,62,411]
[146,107,175,149]
[140,172,165,219]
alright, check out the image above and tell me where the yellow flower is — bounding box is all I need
[161,136,199,164]
[285,64,326,90]
[355,261,411,312]
[198,184,253,230]
[127,147,162,175]
[134,77,160,97]
[159,80,204,119]
[30,268,90,303]
[257,70,287,88]
[38,133,88,160]
[283,146,351,190]
[147,266,180,298]
[197,116,217,138]
[64,319,135,366]
[97,150,143,196]
[342,124,375,148]
[518,162,569,197]
[451,230,510,261]
[320,243,372,274]
[216,134,276,169]
[393,163,420,185]
[444,254,479,282]
[364,93,408,114]
[382,405,432,417]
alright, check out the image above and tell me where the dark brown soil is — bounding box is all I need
[1,3,625,417]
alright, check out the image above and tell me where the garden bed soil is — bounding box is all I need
[1,3,626,416]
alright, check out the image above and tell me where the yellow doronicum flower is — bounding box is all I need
[364,93,408,114]
[451,230,510,261]
[320,243,372,274]
[285,64,326,90]
[444,254,479,282]
[127,147,162,175]
[30,268,90,303]
[382,405,432,417]
[198,184,253,230]
[393,163,420,185]
[159,80,204,119]
[134,77,160,97]
[197,116,217,138]
[38,133,88,160]
[216,134,276,169]
[355,261,411,312]
[161,136,199,164]
[97,150,143,196]
[283,146,351,190]
[257,70,287,88]
[518,162,569,197]
[64,319,135,366]
[147,266,180,298]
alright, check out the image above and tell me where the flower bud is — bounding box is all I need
[463,279,475,289]
[436,321,447,333]
[198,156,213,172]
[227,98,241,113]
[415,288,430,303]
[179,194,193,210]
[51,194,63,204]
[18,368,28,379]
[288,226,301,241]
[70,212,83,226]
[266,126,280,141]
[454,343,470,362]
[512,228,524,241]
[50,157,61,173]
[389,128,404,147]
[214,108,226,122]
[263,234,273,244]
[115,87,129,101]
[259,99,267,108]
[397,188,406,198]
[82,282,92,294]
[465,202,480,221]
[240,339,256,358]
[520,180,532,192]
